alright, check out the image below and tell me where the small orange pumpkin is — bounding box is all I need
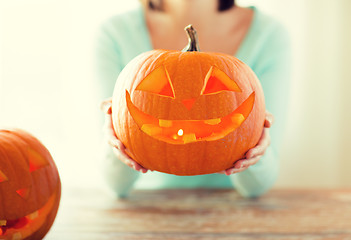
[0,129,61,240]
[112,25,265,175]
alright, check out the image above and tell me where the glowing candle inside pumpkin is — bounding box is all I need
[177,129,184,136]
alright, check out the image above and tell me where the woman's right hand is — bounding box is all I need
[100,98,149,173]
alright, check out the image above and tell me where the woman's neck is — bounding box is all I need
[146,0,224,29]
[143,0,250,54]
[163,0,218,19]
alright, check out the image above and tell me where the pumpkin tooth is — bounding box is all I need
[141,124,162,136]
[159,119,173,127]
[231,113,245,125]
[204,118,221,125]
[28,210,39,220]
[0,220,6,226]
[182,133,197,144]
[12,232,22,240]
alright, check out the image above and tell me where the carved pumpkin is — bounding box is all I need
[112,25,265,175]
[0,129,61,240]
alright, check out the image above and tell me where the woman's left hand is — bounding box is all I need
[219,111,274,176]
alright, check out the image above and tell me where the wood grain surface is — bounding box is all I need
[45,188,351,240]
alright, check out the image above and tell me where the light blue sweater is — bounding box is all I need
[95,5,290,198]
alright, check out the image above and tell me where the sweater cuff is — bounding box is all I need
[229,147,279,198]
[101,146,140,198]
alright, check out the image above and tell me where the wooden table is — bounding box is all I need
[46,188,351,240]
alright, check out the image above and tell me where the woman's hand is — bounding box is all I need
[101,98,149,173]
[220,111,274,176]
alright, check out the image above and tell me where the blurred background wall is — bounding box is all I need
[0,0,350,189]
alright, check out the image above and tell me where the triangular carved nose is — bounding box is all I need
[181,99,196,110]
[16,187,31,200]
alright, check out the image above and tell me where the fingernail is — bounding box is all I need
[112,139,120,148]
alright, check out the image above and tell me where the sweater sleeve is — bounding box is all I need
[94,18,141,198]
[230,22,291,198]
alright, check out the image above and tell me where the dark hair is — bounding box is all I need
[218,0,235,11]
[148,0,235,12]
[148,0,163,11]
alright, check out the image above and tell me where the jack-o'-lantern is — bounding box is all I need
[0,129,61,240]
[112,25,265,175]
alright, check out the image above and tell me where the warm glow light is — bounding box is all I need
[16,188,31,200]
[28,148,49,172]
[12,232,22,239]
[201,66,241,95]
[126,91,255,144]
[0,191,57,238]
[135,65,175,98]
[0,170,8,183]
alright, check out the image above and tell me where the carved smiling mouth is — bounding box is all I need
[0,192,57,239]
[126,91,255,144]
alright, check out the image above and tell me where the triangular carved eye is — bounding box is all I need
[28,148,49,172]
[0,169,8,183]
[16,187,31,200]
[201,66,241,95]
[136,65,175,98]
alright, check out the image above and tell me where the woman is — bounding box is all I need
[96,0,290,198]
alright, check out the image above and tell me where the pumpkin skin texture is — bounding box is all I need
[0,129,61,240]
[112,26,265,176]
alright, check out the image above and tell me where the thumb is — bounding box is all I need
[264,111,274,128]
[100,98,112,114]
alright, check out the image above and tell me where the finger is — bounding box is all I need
[233,158,247,169]
[246,129,270,158]
[223,158,246,175]
[100,98,112,114]
[108,137,125,150]
[225,166,249,175]
[112,147,132,164]
[225,155,261,175]
[124,148,148,173]
[264,111,274,128]
[124,158,147,173]
[126,160,148,173]
[234,155,261,169]
[112,147,148,173]
[103,112,121,148]
[103,113,114,133]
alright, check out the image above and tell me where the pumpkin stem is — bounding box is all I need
[182,25,200,52]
